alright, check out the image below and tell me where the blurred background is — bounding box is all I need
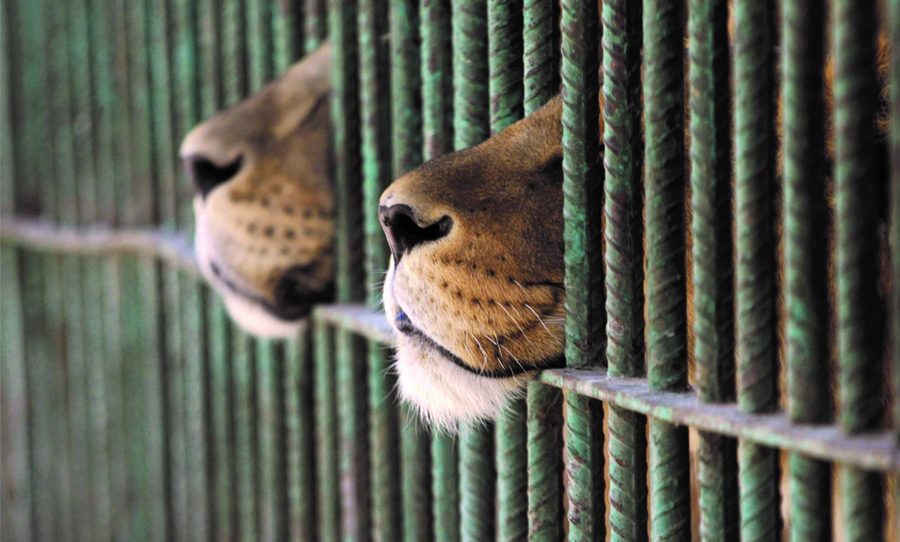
[1,1,327,540]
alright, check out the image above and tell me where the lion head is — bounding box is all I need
[180,45,334,337]
[379,98,568,428]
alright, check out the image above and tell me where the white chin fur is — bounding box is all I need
[195,196,303,339]
[392,334,528,432]
[221,293,304,338]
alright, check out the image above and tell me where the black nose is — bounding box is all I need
[379,204,452,263]
[183,154,243,199]
[270,265,334,320]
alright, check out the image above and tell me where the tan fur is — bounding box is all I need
[180,44,334,336]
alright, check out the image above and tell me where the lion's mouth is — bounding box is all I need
[393,306,565,378]
[209,260,319,321]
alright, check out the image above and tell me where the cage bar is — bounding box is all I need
[832,0,887,539]
[559,0,604,539]
[522,0,563,539]
[642,1,691,539]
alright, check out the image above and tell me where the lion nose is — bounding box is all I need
[183,154,243,199]
[378,204,452,263]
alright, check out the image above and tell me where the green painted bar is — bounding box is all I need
[358,3,399,521]
[832,0,887,540]
[273,0,302,71]
[195,1,227,538]
[486,1,527,540]
[521,2,562,540]
[172,1,213,538]
[258,340,287,541]
[418,2,458,539]
[208,297,236,541]
[559,0,604,539]
[329,0,370,538]
[642,1,691,540]
[388,2,434,540]
[233,332,259,541]
[451,2,496,540]
[285,328,317,541]
[0,5,31,539]
[314,320,340,542]
[51,1,95,538]
[0,244,30,542]
[686,1,739,539]
[304,0,328,54]
[734,1,781,539]
[781,0,832,539]
[602,1,648,540]
[328,0,364,304]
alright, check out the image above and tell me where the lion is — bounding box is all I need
[180,44,334,338]
[380,40,892,429]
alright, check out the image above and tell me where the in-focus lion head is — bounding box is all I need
[180,45,334,337]
[380,98,568,428]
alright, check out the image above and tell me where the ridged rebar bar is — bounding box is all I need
[314,321,340,542]
[486,1,526,540]
[781,0,832,539]
[643,1,690,539]
[734,1,781,539]
[359,0,401,533]
[304,0,327,54]
[329,0,364,305]
[523,1,562,540]
[688,1,739,539]
[832,1,886,540]
[389,3,433,540]
[451,2,494,540]
[419,2,457,540]
[560,0,604,539]
[602,1,647,539]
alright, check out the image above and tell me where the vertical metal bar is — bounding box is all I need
[273,0,302,71]
[486,1,527,540]
[419,2,459,539]
[642,1,691,540]
[832,0,886,540]
[329,0,369,538]
[734,1,781,540]
[560,0,604,539]
[90,0,127,536]
[522,2,562,540]
[687,1,739,539]
[451,2,495,540]
[208,298,236,541]
[389,2,436,541]
[285,327,317,541]
[304,0,328,54]
[233,333,259,542]
[172,1,213,538]
[781,0,833,539]
[0,3,31,539]
[359,9,401,541]
[314,319,340,542]
[257,340,287,541]
[602,1,647,540]
[195,1,229,538]
[12,1,57,539]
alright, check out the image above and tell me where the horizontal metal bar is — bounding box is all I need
[313,304,394,344]
[539,370,899,472]
[0,218,199,275]
[313,304,900,472]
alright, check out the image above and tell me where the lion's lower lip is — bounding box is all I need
[391,304,554,379]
